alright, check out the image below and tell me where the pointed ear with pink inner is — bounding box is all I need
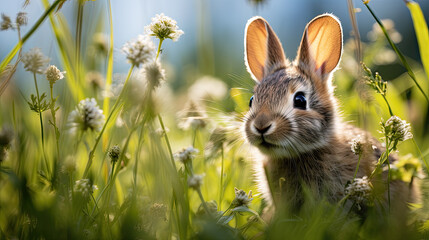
[296,14,343,81]
[244,17,287,82]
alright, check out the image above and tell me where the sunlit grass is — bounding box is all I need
[0,0,429,239]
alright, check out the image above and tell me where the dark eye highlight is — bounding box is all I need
[249,95,254,108]
[293,92,307,110]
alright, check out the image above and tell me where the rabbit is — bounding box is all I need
[242,14,420,219]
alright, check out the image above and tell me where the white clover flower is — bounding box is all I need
[145,13,184,41]
[46,65,64,85]
[22,48,50,74]
[382,116,413,143]
[350,135,364,155]
[188,174,204,190]
[122,34,155,67]
[1,14,13,31]
[174,146,199,164]
[144,60,165,90]
[16,12,28,27]
[345,176,372,206]
[67,98,105,133]
[231,187,253,208]
[74,179,98,198]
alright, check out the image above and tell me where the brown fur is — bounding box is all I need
[243,14,419,219]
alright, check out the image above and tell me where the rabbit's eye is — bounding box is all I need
[249,95,254,108]
[293,92,307,110]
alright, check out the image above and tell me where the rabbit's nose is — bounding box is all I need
[252,112,274,135]
[254,123,272,134]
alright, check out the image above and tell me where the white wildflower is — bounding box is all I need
[46,65,64,86]
[382,116,413,143]
[67,98,105,133]
[174,146,199,164]
[188,174,204,190]
[74,179,98,198]
[345,176,372,206]
[145,13,184,41]
[22,48,50,74]
[122,34,155,67]
[231,187,253,207]
[144,60,165,90]
[350,135,364,155]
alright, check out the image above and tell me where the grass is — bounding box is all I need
[0,0,429,239]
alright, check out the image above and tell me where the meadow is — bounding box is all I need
[0,0,429,239]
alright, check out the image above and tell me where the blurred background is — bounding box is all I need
[1,0,428,94]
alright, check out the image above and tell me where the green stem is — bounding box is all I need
[0,0,62,72]
[196,187,212,218]
[133,116,148,189]
[50,85,60,158]
[75,0,84,80]
[219,146,224,211]
[364,3,429,103]
[158,114,176,170]
[83,65,134,178]
[353,153,362,180]
[155,39,164,61]
[381,94,394,116]
[33,73,49,175]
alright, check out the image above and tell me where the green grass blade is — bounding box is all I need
[364,2,429,103]
[406,0,429,82]
[42,0,83,102]
[0,0,62,72]
[102,0,115,149]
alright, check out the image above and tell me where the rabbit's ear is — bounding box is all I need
[245,17,287,82]
[297,14,342,81]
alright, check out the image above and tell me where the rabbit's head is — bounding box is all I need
[243,14,343,159]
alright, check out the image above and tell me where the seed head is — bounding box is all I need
[381,116,413,144]
[122,34,155,67]
[62,155,76,174]
[231,187,253,208]
[144,60,165,90]
[1,14,13,30]
[174,146,199,164]
[46,65,64,86]
[188,174,204,190]
[345,176,372,208]
[108,145,120,164]
[149,203,167,221]
[92,32,108,55]
[350,135,364,155]
[85,71,104,90]
[145,13,184,41]
[16,12,28,27]
[0,126,13,147]
[22,48,50,74]
[67,98,105,133]
[178,101,208,130]
[74,179,98,198]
